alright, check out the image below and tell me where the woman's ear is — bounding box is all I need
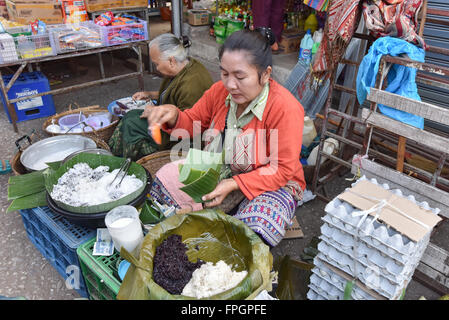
[261,66,272,84]
[169,56,176,68]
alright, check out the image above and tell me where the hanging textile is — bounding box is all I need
[311,0,363,81]
[362,0,426,49]
[303,0,331,12]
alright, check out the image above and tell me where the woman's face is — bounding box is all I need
[220,50,271,107]
[150,45,176,77]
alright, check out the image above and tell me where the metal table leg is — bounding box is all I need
[98,53,105,79]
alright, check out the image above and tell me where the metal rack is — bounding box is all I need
[0,41,148,133]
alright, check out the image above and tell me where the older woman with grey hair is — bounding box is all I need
[109,33,214,161]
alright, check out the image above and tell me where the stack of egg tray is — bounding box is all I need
[307,176,440,300]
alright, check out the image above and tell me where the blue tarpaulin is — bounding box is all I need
[356,36,426,129]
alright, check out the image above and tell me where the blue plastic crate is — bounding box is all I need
[19,206,96,298]
[0,71,56,123]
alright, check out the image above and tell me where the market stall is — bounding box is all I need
[1,0,449,302]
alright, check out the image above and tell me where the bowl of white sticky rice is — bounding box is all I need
[45,153,151,228]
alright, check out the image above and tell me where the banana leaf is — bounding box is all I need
[43,153,147,214]
[7,170,45,200]
[178,149,223,203]
[179,168,221,203]
[139,199,165,224]
[178,167,204,185]
[117,209,273,300]
[7,190,47,213]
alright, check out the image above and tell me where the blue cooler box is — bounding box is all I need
[1,71,56,123]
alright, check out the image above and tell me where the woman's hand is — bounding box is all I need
[132,91,150,101]
[140,104,179,129]
[202,178,239,208]
[133,91,159,101]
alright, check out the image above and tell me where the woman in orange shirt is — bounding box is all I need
[142,30,305,247]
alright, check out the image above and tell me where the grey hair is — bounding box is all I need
[149,33,188,63]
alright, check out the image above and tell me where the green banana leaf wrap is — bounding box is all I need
[117,209,273,300]
[43,153,148,214]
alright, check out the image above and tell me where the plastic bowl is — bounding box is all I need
[84,115,111,131]
[59,113,87,132]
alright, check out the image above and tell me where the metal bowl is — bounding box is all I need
[20,135,97,172]
[61,147,112,165]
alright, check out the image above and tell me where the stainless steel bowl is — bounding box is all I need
[20,135,97,172]
[61,148,112,165]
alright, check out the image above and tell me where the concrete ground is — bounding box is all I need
[0,17,445,300]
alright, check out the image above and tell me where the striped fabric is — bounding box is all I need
[149,177,180,209]
[233,188,297,247]
[311,0,362,80]
[304,0,331,11]
[362,0,426,49]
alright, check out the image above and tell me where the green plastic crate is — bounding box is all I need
[76,237,123,300]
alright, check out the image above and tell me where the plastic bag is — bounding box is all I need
[61,0,89,24]
[117,209,273,300]
[274,255,314,300]
[356,36,426,129]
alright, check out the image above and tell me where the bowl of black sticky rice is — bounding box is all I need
[116,209,273,300]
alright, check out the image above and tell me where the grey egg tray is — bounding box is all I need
[321,212,431,266]
[307,257,377,300]
[308,176,440,300]
[319,220,429,280]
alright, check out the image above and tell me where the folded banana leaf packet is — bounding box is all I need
[117,209,273,300]
[178,149,223,203]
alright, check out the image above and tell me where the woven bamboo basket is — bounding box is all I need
[42,105,119,142]
[136,150,184,178]
[11,136,111,176]
[136,150,245,214]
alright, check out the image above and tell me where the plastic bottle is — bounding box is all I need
[312,28,323,57]
[304,11,318,34]
[302,116,317,147]
[307,138,339,166]
[298,29,313,64]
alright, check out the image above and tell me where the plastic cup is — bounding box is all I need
[105,205,144,256]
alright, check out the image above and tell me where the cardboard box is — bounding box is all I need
[84,0,104,12]
[280,30,304,54]
[104,0,122,9]
[84,0,121,12]
[338,179,442,242]
[6,0,63,24]
[284,216,304,239]
[121,0,146,8]
[187,9,210,26]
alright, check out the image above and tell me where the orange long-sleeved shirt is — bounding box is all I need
[163,78,306,200]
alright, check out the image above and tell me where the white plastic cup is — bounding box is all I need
[105,205,144,256]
